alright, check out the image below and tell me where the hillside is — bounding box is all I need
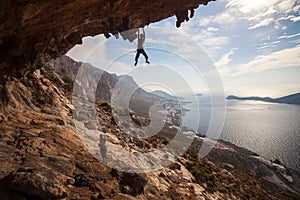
[0,56,299,199]
[227,93,300,105]
[48,55,162,118]
[276,93,300,105]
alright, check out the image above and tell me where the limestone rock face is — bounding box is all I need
[0,65,226,199]
[0,0,213,76]
[0,56,299,199]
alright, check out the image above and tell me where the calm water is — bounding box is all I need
[182,96,300,170]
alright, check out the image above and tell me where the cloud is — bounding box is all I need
[226,0,277,13]
[207,27,219,32]
[67,35,132,75]
[226,0,298,15]
[215,48,237,68]
[191,31,230,55]
[290,16,300,22]
[248,18,274,29]
[277,32,300,39]
[199,11,236,27]
[275,14,300,27]
[257,41,281,49]
[248,8,277,22]
[180,0,299,60]
[174,20,230,56]
[222,44,300,76]
[215,0,300,30]
[293,5,300,12]
[256,41,281,54]
[277,0,297,13]
[197,0,300,31]
[276,15,294,22]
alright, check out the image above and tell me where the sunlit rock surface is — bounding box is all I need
[0,56,299,199]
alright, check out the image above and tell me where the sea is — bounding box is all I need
[182,96,300,171]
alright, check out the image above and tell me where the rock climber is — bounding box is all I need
[134,28,150,66]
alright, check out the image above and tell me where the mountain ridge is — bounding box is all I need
[227,93,300,105]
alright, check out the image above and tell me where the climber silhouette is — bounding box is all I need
[134,28,150,66]
[98,134,107,164]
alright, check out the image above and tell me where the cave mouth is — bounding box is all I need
[0,0,214,76]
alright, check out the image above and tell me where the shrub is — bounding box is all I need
[62,76,72,83]
[185,160,218,191]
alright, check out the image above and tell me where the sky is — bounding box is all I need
[67,0,300,98]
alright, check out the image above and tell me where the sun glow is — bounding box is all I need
[226,0,278,14]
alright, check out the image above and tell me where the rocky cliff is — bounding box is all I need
[0,56,299,199]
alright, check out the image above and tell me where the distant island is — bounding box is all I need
[227,93,300,105]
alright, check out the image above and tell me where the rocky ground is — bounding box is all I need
[0,59,299,199]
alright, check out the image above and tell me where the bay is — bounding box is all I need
[182,96,300,170]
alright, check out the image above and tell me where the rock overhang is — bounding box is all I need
[0,0,214,76]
